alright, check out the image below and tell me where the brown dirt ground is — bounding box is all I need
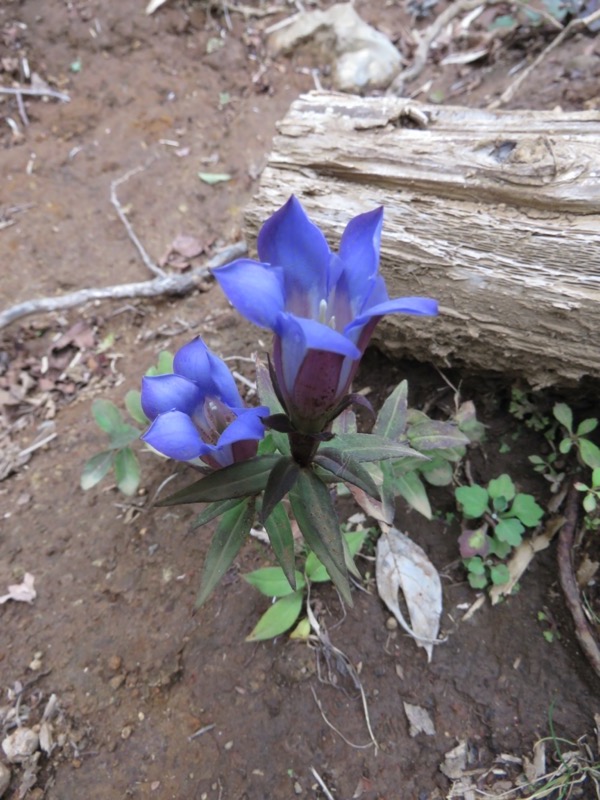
[1,1,599,799]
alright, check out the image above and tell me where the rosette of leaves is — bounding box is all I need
[455,474,544,589]
[80,351,172,496]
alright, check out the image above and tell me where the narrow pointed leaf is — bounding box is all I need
[196,497,255,607]
[315,448,379,499]
[80,450,114,490]
[92,398,123,434]
[125,389,149,425]
[290,470,352,605]
[191,498,242,530]
[373,380,408,440]
[331,407,357,436]
[390,470,432,519]
[158,455,281,506]
[261,456,301,524]
[328,433,427,463]
[243,567,305,597]
[255,358,289,454]
[114,447,141,496]
[245,591,304,641]
[264,501,297,589]
[261,413,296,433]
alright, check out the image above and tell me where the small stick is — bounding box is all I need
[0,242,246,330]
[0,86,70,102]
[15,91,29,127]
[489,8,600,109]
[310,767,335,800]
[110,164,166,279]
[188,723,215,741]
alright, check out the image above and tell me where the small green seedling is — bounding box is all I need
[244,527,372,641]
[81,350,173,496]
[456,474,544,590]
[553,403,600,470]
[509,388,551,433]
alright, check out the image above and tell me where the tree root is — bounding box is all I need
[557,485,600,680]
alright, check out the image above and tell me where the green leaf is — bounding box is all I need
[489,538,511,559]
[159,455,281,506]
[191,498,242,529]
[198,172,232,185]
[196,497,255,607]
[495,517,524,546]
[92,398,123,434]
[80,450,114,490]
[553,402,573,432]
[583,494,597,514]
[330,433,427,463]
[244,567,305,597]
[114,447,141,496]
[261,456,300,524]
[580,438,600,469]
[146,351,175,377]
[419,457,453,487]
[314,448,379,499]
[372,380,408,440]
[331,407,357,435]
[390,470,432,519]
[592,467,600,488]
[125,390,148,426]
[108,424,141,450]
[408,420,469,452]
[264,502,297,590]
[468,572,488,589]
[508,493,544,527]
[245,591,304,641]
[488,474,515,503]
[466,556,485,576]
[577,418,598,436]
[257,434,277,455]
[455,485,489,518]
[290,469,351,604]
[305,551,330,583]
[344,529,369,558]
[559,438,573,455]
[490,564,510,586]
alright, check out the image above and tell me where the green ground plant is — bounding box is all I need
[456,474,544,589]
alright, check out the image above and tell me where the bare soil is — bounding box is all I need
[1,2,599,799]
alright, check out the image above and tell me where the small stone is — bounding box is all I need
[29,657,43,671]
[108,655,122,671]
[224,740,233,751]
[294,780,302,795]
[2,728,39,762]
[121,725,133,740]
[150,781,160,791]
[109,674,125,690]
[71,759,82,769]
[385,616,398,630]
[0,763,11,798]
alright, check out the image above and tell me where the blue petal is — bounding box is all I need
[257,196,331,317]
[216,406,269,448]
[141,375,203,421]
[275,313,360,395]
[142,410,210,461]
[348,296,438,331]
[213,259,285,330]
[337,207,384,302]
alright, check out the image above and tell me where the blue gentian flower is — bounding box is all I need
[214,196,438,432]
[141,338,269,469]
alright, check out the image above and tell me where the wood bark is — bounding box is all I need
[246,90,600,387]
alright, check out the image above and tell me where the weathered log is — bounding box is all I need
[246,91,600,387]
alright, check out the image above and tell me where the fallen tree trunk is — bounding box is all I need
[246,91,600,387]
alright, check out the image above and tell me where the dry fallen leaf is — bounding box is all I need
[0,573,36,605]
[403,702,436,737]
[376,526,443,662]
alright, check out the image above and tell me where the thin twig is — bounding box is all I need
[15,91,29,127]
[490,7,600,108]
[557,484,600,680]
[0,86,70,102]
[188,723,215,741]
[310,686,373,750]
[110,163,166,278]
[0,242,246,330]
[309,767,335,800]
